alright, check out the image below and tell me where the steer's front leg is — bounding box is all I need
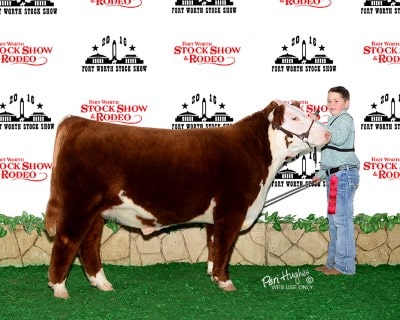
[206,224,215,277]
[209,213,244,291]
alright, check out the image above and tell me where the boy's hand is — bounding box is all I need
[312,176,321,184]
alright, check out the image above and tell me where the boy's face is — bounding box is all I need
[327,91,349,116]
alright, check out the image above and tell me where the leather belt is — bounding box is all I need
[326,165,357,176]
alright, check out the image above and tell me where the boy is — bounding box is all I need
[311,86,360,275]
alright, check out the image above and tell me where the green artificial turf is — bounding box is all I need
[0,263,399,320]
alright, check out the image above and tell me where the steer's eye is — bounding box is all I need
[292,116,299,121]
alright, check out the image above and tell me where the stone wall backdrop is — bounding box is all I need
[1,223,400,267]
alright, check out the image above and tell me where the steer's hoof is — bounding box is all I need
[49,281,69,299]
[92,281,114,292]
[212,276,236,291]
[87,268,114,292]
[218,279,236,291]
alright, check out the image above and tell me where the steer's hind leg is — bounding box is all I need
[48,237,81,298]
[79,214,114,292]
[48,224,89,298]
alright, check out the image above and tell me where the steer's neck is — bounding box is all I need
[266,126,298,186]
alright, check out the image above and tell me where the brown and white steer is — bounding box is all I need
[45,100,330,298]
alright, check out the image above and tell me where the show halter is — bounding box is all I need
[273,118,315,148]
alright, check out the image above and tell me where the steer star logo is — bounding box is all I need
[171,93,234,130]
[0,41,52,66]
[360,92,400,131]
[172,0,237,14]
[273,151,322,182]
[271,35,336,73]
[82,35,147,73]
[0,0,57,15]
[361,1,400,14]
[173,41,241,66]
[279,0,332,8]
[363,41,400,64]
[0,93,54,131]
[90,0,143,8]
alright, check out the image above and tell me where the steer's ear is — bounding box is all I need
[291,101,300,108]
[266,100,284,129]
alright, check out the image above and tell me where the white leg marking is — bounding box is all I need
[207,261,214,276]
[86,268,114,292]
[217,279,236,291]
[48,279,69,299]
[212,276,236,291]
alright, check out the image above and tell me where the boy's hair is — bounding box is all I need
[328,86,350,101]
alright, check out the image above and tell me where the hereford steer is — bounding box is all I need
[45,100,330,298]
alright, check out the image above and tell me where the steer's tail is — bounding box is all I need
[44,118,70,237]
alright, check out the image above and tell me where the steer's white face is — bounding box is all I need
[268,102,331,160]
